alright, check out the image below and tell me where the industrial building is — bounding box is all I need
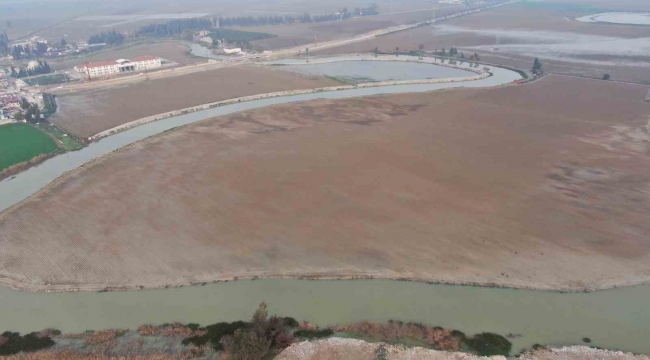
[75,56,162,79]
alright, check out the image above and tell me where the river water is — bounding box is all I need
[276,60,475,82]
[1,279,649,354]
[2,57,649,355]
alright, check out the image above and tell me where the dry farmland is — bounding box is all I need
[1,75,650,292]
[51,65,338,138]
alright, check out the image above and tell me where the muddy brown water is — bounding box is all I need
[0,279,649,355]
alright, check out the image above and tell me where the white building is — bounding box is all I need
[223,47,242,55]
[75,56,162,79]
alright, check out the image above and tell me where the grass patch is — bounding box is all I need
[0,123,58,171]
[35,123,83,151]
[513,68,529,79]
[23,73,71,87]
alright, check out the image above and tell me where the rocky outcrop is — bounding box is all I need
[276,339,650,360]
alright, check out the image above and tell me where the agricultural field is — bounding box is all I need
[0,124,58,172]
[51,65,338,138]
[2,75,650,292]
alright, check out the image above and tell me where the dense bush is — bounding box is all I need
[182,321,248,350]
[465,332,512,356]
[88,31,124,45]
[283,317,299,328]
[0,332,55,355]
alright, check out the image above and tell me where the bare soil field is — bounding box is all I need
[315,4,650,83]
[48,41,202,71]
[1,75,650,292]
[51,65,338,138]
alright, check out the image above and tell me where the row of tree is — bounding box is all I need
[0,32,9,56]
[14,98,42,124]
[208,28,275,49]
[136,18,213,38]
[9,61,51,78]
[88,30,124,45]
[11,42,48,60]
[215,4,379,27]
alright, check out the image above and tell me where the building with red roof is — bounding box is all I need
[75,56,161,79]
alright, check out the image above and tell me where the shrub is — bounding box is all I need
[465,333,512,356]
[283,317,299,328]
[293,328,334,339]
[182,321,249,350]
[0,332,55,355]
[230,329,270,360]
[186,323,201,331]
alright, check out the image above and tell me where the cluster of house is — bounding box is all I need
[74,56,162,79]
[0,94,21,120]
[192,31,242,55]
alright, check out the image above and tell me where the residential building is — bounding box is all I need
[75,56,162,79]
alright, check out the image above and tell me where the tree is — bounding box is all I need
[473,53,480,61]
[532,57,543,75]
[35,42,47,56]
[603,74,611,80]
[14,112,24,121]
[19,98,30,110]
[230,329,270,360]
[12,45,21,59]
[460,52,465,59]
[395,46,399,57]
[305,48,309,56]
[10,66,17,78]
[60,38,67,48]
[252,302,268,337]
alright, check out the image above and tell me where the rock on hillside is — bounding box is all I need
[276,338,650,360]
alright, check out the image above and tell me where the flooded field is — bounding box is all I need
[576,12,650,26]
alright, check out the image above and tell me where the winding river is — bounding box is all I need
[1,56,649,355]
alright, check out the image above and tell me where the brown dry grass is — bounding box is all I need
[2,350,202,360]
[333,321,461,351]
[51,65,338,138]
[1,75,650,292]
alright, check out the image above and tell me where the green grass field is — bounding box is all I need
[23,73,71,86]
[0,123,59,171]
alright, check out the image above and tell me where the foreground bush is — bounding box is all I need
[0,332,55,355]
[465,332,512,356]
